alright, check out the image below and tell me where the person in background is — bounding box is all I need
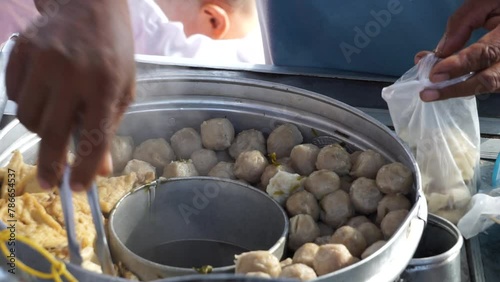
[415,0,500,102]
[6,0,499,192]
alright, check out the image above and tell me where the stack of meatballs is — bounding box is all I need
[111,118,415,281]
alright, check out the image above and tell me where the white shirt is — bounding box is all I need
[0,0,265,64]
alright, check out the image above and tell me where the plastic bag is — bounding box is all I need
[457,193,500,239]
[382,54,480,224]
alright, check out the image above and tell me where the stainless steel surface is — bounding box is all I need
[60,164,84,266]
[401,214,464,282]
[0,76,427,281]
[0,34,17,123]
[109,177,288,281]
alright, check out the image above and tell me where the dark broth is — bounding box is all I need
[137,239,249,268]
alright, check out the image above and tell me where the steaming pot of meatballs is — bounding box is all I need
[0,77,427,282]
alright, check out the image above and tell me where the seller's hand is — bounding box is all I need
[6,0,135,191]
[415,0,500,102]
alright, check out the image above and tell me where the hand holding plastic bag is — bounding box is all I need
[382,54,480,224]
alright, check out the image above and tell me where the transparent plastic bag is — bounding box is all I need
[382,54,480,224]
[457,193,500,239]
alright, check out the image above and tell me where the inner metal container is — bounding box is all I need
[0,75,427,281]
[108,177,289,281]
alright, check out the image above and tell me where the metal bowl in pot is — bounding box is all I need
[108,177,289,281]
[0,74,427,282]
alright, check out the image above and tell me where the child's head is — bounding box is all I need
[155,0,258,39]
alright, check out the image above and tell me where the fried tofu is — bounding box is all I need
[97,173,137,213]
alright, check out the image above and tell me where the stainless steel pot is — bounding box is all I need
[0,75,427,282]
[400,214,464,282]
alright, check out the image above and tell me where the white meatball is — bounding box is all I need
[267,123,303,159]
[290,144,320,176]
[235,251,281,277]
[111,135,134,173]
[320,190,355,228]
[350,149,387,179]
[329,226,367,258]
[288,214,321,251]
[304,170,340,200]
[356,222,383,246]
[280,258,293,268]
[376,194,412,223]
[293,243,319,268]
[313,244,357,276]
[279,264,317,281]
[380,209,409,239]
[350,151,362,165]
[349,177,383,214]
[245,272,272,278]
[260,163,294,188]
[190,149,218,176]
[266,171,305,205]
[286,190,320,220]
[361,241,386,259]
[346,216,370,228]
[376,162,413,195]
[122,159,156,185]
[200,118,235,150]
[207,161,236,179]
[133,138,176,170]
[170,128,203,160]
[162,160,199,178]
[229,129,266,159]
[315,144,351,175]
[234,150,268,184]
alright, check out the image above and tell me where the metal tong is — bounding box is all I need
[59,130,115,276]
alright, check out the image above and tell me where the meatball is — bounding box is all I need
[356,222,383,246]
[260,163,294,188]
[133,138,176,170]
[293,243,319,268]
[267,123,303,159]
[349,177,383,214]
[170,128,203,160]
[314,236,331,246]
[376,162,413,195]
[200,118,235,150]
[346,215,370,228]
[266,171,305,205]
[290,144,320,176]
[361,241,386,259]
[317,222,333,237]
[245,272,272,278]
[304,170,340,200]
[380,209,409,239]
[234,150,268,184]
[229,129,266,159]
[350,151,362,165]
[163,160,198,178]
[190,149,218,176]
[279,264,317,281]
[122,159,156,185]
[288,214,321,251]
[350,149,386,179]
[207,161,236,179]
[313,244,357,276]
[329,226,367,257]
[235,251,281,277]
[376,194,412,223]
[315,144,351,175]
[320,190,355,228]
[111,135,134,172]
[286,190,320,220]
[339,175,353,193]
[280,258,293,268]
